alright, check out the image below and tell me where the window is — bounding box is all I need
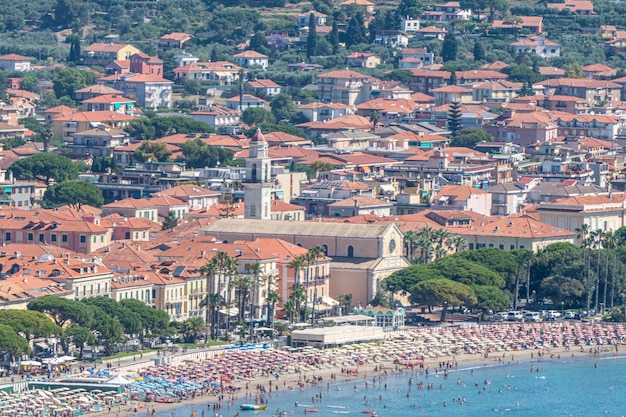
[510,245,515,250]
[468,243,474,250]
[27,233,33,241]
[4,232,10,241]
[125,232,131,239]
[51,234,57,242]
[499,244,504,249]
[347,245,354,257]
[62,234,68,243]
[80,235,86,243]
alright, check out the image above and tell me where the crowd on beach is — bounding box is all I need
[3,321,626,417]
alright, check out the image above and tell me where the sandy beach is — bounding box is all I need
[88,321,626,417]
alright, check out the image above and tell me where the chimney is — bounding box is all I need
[200,250,206,258]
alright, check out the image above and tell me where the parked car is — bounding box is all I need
[564,312,576,319]
[546,310,562,321]
[523,311,542,322]
[507,311,524,322]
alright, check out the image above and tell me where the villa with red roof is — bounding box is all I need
[0,54,32,71]
[233,50,269,70]
[160,32,193,49]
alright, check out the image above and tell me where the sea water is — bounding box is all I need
[156,354,626,417]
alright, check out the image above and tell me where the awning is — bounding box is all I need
[34,341,48,349]
[218,307,239,317]
[361,166,371,173]
[320,296,339,306]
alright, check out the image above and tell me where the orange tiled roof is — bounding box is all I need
[83,43,137,53]
[452,214,575,239]
[159,184,220,198]
[52,111,134,122]
[328,195,392,208]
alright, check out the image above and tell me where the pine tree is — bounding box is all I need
[306,13,318,59]
[162,211,178,230]
[398,0,424,19]
[346,12,367,47]
[441,32,458,62]
[447,101,462,138]
[330,21,340,54]
[473,41,485,61]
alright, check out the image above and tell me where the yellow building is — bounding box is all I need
[51,111,134,142]
[82,43,142,66]
[537,193,626,245]
[451,214,576,252]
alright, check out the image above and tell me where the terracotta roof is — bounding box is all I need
[296,114,373,130]
[102,198,157,210]
[0,54,32,61]
[83,43,137,53]
[173,61,242,73]
[52,111,134,122]
[318,69,374,79]
[410,92,435,102]
[434,185,487,202]
[263,131,311,145]
[233,50,269,59]
[159,184,220,198]
[340,0,374,5]
[480,61,509,70]
[540,78,620,88]
[249,79,280,88]
[452,215,575,239]
[82,94,134,104]
[355,98,419,113]
[430,85,473,93]
[124,74,172,83]
[456,70,508,80]
[160,32,192,41]
[583,63,613,72]
[328,195,392,208]
[538,66,566,76]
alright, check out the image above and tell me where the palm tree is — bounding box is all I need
[370,110,380,132]
[233,275,253,324]
[576,224,593,313]
[181,317,205,343]
[262,272,278,327]
[308,246,326,325]
[448,235,466,253]
[403,231,418,263]
[202,293,224,340]
[415,227,435,263]
[283,300,297,324]
[575,224,591,248]
[602,231,617,313]
[591,229,606,313]
[224,256,238,339]
[266,290,281,328]
[338,294,352,315]
[287,255,306,324]
[248,262,262,322]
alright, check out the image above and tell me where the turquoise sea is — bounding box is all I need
[156,354,626,417]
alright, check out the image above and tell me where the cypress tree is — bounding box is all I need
[473,41,485,61]
[306,13,318,59]
[346,12,367,47]
[330,21,340,54]
[441,32,458,62]
[447,101,462,138]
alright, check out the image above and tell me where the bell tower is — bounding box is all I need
[244,129,272,219]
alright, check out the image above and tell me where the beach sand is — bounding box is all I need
[95,321,625,417]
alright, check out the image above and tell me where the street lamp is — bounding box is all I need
[561,301,565,316]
